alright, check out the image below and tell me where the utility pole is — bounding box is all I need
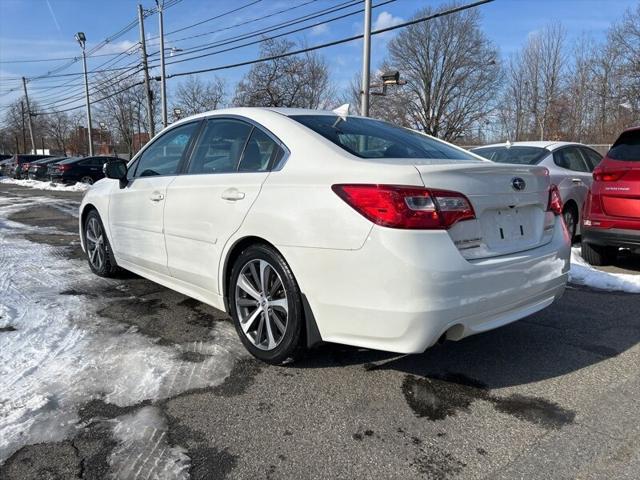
[75,32,94,156]
[138,4,155,138]
[155,0,168,129]
[21,77,37,154]
[360,0,372,117]
[20,101,26,153]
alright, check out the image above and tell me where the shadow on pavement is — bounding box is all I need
[292,286,640,390]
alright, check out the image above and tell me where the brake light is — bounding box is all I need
[547,184,563,215]
[57,164,71,171]
[593,166,625,182]
[331,184,475,229]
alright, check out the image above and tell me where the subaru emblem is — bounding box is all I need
[511,177,526,191]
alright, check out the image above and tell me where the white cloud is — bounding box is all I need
[311,23,329,36]
[373,11,403,31]
[99,39,138,55]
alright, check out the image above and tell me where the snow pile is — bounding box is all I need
[0,195,246,465]
[570,247,640,293]
[0,177,90,192]
[108,407,190,480]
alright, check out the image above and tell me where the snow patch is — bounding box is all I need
[570,247,640,293]
[0,178,90,192]
[0,195,246,463]
[108,406,190,480]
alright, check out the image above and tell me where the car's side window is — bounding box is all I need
[581,148,602,172]
[187,119,253,174]
[134,122,198,178]
[553,147,589,172]
[238,127,279,172]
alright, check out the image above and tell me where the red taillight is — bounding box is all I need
[547,184,563,215]
[593,166,625,182]
[57,164,71,171]
[331,184,475,229]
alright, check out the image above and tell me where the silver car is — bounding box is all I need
[471,141,603,241]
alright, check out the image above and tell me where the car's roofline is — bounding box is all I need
[472,141,587,151]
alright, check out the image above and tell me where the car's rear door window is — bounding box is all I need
[134,122,199,177]
[187,119,253,174]
[553,147,589,172]
[608,130,640,161]
[238,127,280,172]
[580,147,602,171]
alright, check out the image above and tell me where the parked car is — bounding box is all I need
[471,142,602,242]
[581,126,640,265]
[27,156,70,180]
[1,154,52,179]
[49,156,120,185]
[0,158,12,176]
[0,154,11,162]
[80,108,570,364]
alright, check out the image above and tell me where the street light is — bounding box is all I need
[371,71,406,96]
[75,31,93,156]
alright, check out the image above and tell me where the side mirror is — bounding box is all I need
[103,159,128,188]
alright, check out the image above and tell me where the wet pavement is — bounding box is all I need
[0,182,639,479]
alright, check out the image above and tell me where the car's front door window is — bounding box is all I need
[134,122,199,178]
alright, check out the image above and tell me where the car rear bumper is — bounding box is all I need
[582,227,640,248]
[280,216,570,354]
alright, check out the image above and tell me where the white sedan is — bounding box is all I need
[79,108,570,364]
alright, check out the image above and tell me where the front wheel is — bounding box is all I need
[84,210,119,277]
[80,176,94,185]
[228,244,304,364]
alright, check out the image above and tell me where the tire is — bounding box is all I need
[562,204,578,243]
[581,241,617,266]
[84,210,119,277]
[80,176,94,185]
[228,244,304,364]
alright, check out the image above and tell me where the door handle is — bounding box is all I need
[221,189,245,201]
[571,178,582,184]
[150,192,164,202]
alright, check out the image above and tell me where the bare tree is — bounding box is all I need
[233,38,334,108]
[44,111,72,154]
[381,3,502,141]
[172,75,225,116]
[95,76,146,156]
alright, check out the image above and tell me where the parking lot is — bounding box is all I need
[0,181,639,480]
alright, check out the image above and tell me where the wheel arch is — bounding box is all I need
[221,235,323,348]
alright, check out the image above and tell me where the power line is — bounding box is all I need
[163,0,263,37]
[12,0,493,117]
[164,0,390,66]
[167,0,494,79]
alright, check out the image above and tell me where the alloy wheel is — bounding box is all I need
[235,259,288,351]
[85,217,105,271]
[81,176,94,185]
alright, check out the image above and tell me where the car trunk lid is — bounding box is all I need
[414,162,555,259]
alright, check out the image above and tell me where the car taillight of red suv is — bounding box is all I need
[581,126,640,265]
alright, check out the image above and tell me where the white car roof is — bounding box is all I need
[475,141,583,151]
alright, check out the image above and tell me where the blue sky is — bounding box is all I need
[0,0,636,113]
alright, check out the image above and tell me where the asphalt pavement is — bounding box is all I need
[0,182,638,480]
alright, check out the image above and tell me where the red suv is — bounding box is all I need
[581,126,640,265]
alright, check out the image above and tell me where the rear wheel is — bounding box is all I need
[228,244,304,364]
[562,204,578,243]
[84,210,119,277]
[581,241,617,266]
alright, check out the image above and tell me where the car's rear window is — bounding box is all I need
[289,115,476,160]
[471,146,548,165]
[608,130,640,161]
